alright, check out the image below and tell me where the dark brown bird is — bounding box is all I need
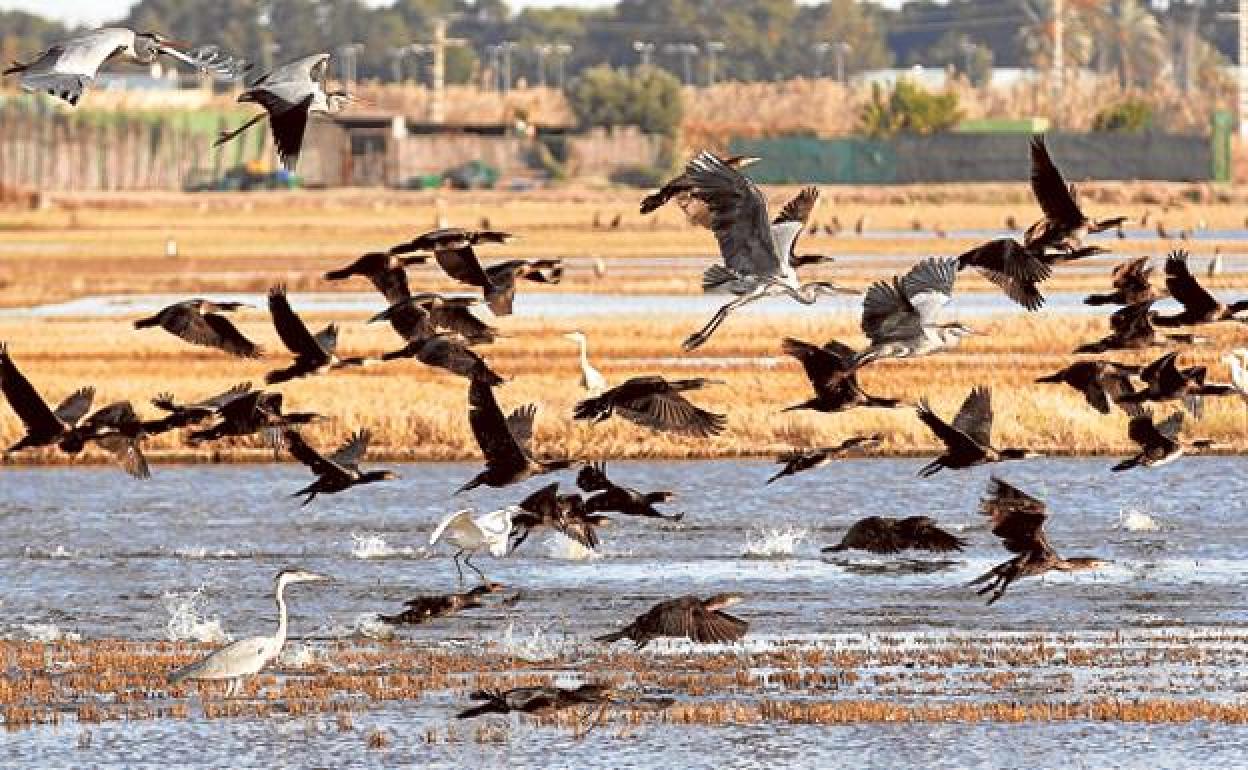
[322,250,428,293]
[458,375,570,494]
[820,515,967,555]
[916,386,1039,477]
[478,258,564,316]
[639,153,760,217]
[955,238,1051,311]
[509,481,609,552]
[0,342,95,455]
[781,337,902,413]
[969,476,1108,605]
[133,299,262,359]
[1153,250,1248,327]
[766,435,883,485]
[1024,136,1126,253]
[573,376,725,438]
[285,428,397,506]
[456,684,612,720]
[1035,360,1139,414]
[72,400,153,479]
[576,462,682,521]
[371,293,497,346]
[1118,351,1236,416]
[187,390,326,446]
[1074,301,1203,354]
[266,286,374,384]
[1084,256,1165,307]
[1112,404,1213,472]
[148,382,257,433]
[378,582,503,626]
[596,594,748,649]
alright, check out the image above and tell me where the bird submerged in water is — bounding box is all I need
[970,477,1108,605]
[133,299,262,359]
[766,435,883,485]
[916,386,1039,476]
[781,338,902,414]
[821,515,967,555]
[576,462,682,521]
[378,582,505,626]
[456,684,613,720]
[284,429,397,506]
[574,375,726,438]
[596,594,748,649]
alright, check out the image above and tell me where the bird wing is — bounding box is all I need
[430,304,495,343]
[504,404,537,453]
[429,509,471,546]
[684,151,784,279]
[782,337,851,399]
[253,92,313,172]
[1113,256,1151,291]
[268,287,325,357]
[194,382,255,411]
[468,377,529,471]
[1155,410,1184,440]
[860,275,918,342]
[916,399,981,455]
[1111,301,1155,335]
[435,246,492,288]
[169,634,276,682]
[611,383,725,438]
[284,429,350,481]
[901,257,958,323]
[576,462,613,493]
[1029,136,1083,225]
[838,516,903,554]
[950,386,994,448]
[1164,250,1218,318]
[773,186,818,226]
[382,300,435,342]
[980,476,1051,555]
[53,386,96,427]
[202,313,262,358]
[0,343,64,436]
[368,267,412,305]
[518,481,560,517]
[1140,351,1181,390]
[329,429,370,472]
[93,434,151,480]
[689,605,749,644]
[897,516,966,553]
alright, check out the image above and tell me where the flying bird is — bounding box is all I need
[188,390,326,446]
[679,152,856,350]
[371,293,498,346]
[573,376,726,438]
[133,299,262,359]
[576,462,682,521]
[458,376,570,493]
[1035,360,1139,414]
[509,481,609,552]
[0,342,95,456]
[765,435,883,485]
[596,594,748,649]
[970,477,1107,604]
[266,285,374,384]
[639,152,760,221]
[781,337,902,414]
[1153,250,1248,326]
[1112,404,1213,472]
[1024,136,1126,253]
[1084,256,1165,307]
[214,53,351,172]
[854,257,972,367]
[284,429,397,506]
[1118,351,1236,416]
[429,507,517,585]
[955,238,1051,311]
[1074,301,1203,354]
[167,568,331,698]
[915,386,1039,476]
[148,382,258,432]
[820,515,967,555]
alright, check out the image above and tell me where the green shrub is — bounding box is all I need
[858,80,963,138]
[566,65,683,138]
[1091,100,1154,133]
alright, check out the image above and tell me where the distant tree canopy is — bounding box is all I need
[859,80,963,138]
[566,65,682,137]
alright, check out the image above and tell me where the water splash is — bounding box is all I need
[18,623,81,642]
[743,526,809,559]
[496,621,576,662]
[544,532,599,561]
[1117,508,1162,533]
[279,642,319,669]
[162,588,228,643]
[22,544,75,560]
[350,533,421,560]
[174,546,240,560]
[350,613,395,640]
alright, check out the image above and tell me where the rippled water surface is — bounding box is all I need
[4,457,1248,767]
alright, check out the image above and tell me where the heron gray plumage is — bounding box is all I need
[854,257,972,367]
[167,568,331,698]
[679,152,857,351]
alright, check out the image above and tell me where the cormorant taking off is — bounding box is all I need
[596,594,748,649]
[970,477,1107,604]
[1112,404,1213,472]
[1118,351,1236,416]
[509,481,609,552]
[214,54,351,172]
[372,293,498,346]
[458,375,570,493]
[148,383,257,432]
[1084,257,1165,307]
[1074,300,1204,354]
[573,376,726,438]
[1024,136,1126,253]
[679,152,857,350]
[854,257,972,367]
[0,342,94,455]
[378,582,503,626]
[955,238,1051,311]
[1153,250,1248,326]
[576,462,683,521]
[266,285,374,384]
[133,299,262,358]
[456,684,612,720]
[640,152,759,217]
[766,435,883,485]
[1035,360,1139,414]
[284,429,397,506]
[781,337,902,414]
[916,386,1039,476]
[323,250,428,289]
[821,515,967,555]
[187,390,326,447]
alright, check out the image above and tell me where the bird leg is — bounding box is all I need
[463,553,489,585]
[225,678,239,699]
[682,293,758,352]
[452,549,466,587]
[213,113,267,148]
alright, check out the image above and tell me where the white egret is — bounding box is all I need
[564,331,607,394]
[167,568,331,698]
[430,507,517,585]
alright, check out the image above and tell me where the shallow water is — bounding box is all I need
[4,457,1248,766]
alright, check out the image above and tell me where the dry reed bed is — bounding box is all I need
[1,310,1247,466]
[5,634,1248,732]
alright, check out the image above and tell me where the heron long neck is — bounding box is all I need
[791,284,820,305]
[274,580,290,648]
[576,338,591,370]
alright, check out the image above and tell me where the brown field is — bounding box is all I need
[1,189,1247,466]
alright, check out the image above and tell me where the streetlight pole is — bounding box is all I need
[632,41,655,69]
[706,41,724,85]
[663,43,698,85]
[534,43,551,88]
[834,41,852,84]
[501,41,518,91]
[553,43,572,90]
[812,42,830,78]
[337,43,365,89]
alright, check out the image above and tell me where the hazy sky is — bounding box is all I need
[6,0,623,26]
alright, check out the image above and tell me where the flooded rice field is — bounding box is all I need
[4,457,1248,767]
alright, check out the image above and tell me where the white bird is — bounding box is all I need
[430,507,517,585]
[564,331,607,395]
[1223,349,1248,406]
[167,567,330,699]
[3,28,234,106]
[678,152,857,351]
[214,53,351,172]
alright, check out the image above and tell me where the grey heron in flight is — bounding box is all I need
[853,257,973,367]
[167,567,331,699]
[3,28,238,106]
[679,152,857,351]
[214,53,351,172]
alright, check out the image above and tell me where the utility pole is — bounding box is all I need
[534,43,551,88]
[706,41,724,85]
[501,41,518,91]
[633,41,655,69]
[553,43,572,90]
[663,43,698,85]
[429,18,466,124]
[834,41,852,84]
[1052,0,1064,100]
[337,43,365,89]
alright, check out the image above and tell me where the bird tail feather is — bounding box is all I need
[702,265,739,292]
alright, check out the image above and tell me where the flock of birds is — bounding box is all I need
[5,25,1248,715]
